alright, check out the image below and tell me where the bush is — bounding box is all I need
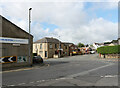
[97,45,120,54]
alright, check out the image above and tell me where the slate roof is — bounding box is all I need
[34,37,61,43]
[62,42,74,46]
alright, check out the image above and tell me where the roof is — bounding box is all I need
[0,15,33,37]
[62,42,74,46]
[34,37,61,43]
[111,40,118,43]
[94,42,104,45]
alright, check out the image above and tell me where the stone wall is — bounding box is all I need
[99,54,120,58]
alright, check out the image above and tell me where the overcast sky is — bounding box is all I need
[0,0,118,44]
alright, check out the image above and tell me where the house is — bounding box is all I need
[69,43,78,56]
[33,37,69,59]
[0,15,33,68]
[104,40,118,46]
[93,43,104,49]
[61,42,70,56]
[110,40,118,46]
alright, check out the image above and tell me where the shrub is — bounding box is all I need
[97,45,120,54]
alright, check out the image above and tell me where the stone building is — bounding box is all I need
[69,43,78,56]
[0,15,33,68]
[33,37,69,59]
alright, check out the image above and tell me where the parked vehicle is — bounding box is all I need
[33,56,43,63]
[85,50,90,54]
[78,49,83,55]
[72,50,78,55]
[90,51,95,54]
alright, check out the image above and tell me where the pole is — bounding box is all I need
[29,8,32,65]
[59,36,61,58]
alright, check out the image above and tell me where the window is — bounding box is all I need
[40,44,42,49]
[45,51,47,57]
[59,44,61,48]
[35,45,37,49]
[50,44,52,48]
[55,44,57,49]
[66,46,67,49]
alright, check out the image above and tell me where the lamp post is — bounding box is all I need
[29,8,32,65]
[58,36,61,58]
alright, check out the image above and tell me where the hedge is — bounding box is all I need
[97,45,120,54]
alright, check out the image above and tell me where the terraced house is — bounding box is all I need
[33,37,69,59]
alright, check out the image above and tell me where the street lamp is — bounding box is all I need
[29,8,32,66]
[58,36,61,58]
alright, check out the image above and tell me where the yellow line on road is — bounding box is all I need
[1,67,34,73]
[1,64,50,73]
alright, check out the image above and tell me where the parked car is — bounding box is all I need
[85,50,90,54]
[33,56,43,63]
[72,50,78,55]
[90,51,95,54]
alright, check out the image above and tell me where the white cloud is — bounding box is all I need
[0,1,118,44]
[54,17,118,44]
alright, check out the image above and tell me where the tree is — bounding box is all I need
[78,42,85,47]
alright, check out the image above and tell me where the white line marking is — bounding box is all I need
[41,80,45,82]
[66,63,115,78]
[36,81,40,82]
[8,85,15,86]
[30,82,34,84]
[100,75,117,78]
[18,83,25,85]
[104,75,117,78]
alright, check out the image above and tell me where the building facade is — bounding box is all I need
[69,44,78,56]
[0,15,33,68]
[118,38,120,45]
[33,37,69,59]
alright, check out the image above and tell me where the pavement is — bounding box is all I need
[1,54,119,87]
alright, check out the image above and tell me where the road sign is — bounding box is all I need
[0,56,17,63]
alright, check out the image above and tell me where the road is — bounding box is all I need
[2,54,118,87]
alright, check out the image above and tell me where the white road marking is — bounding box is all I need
[41,80,45,82]
[100,75,118,78]
[14,63,115,86]
[30,82,34,84]
[100,76,104,77]
[18,83,26,85]
[36,81,40,82]
[8,85,15,86]
[66,63,115,78]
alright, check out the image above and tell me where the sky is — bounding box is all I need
[0,0,118,45]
